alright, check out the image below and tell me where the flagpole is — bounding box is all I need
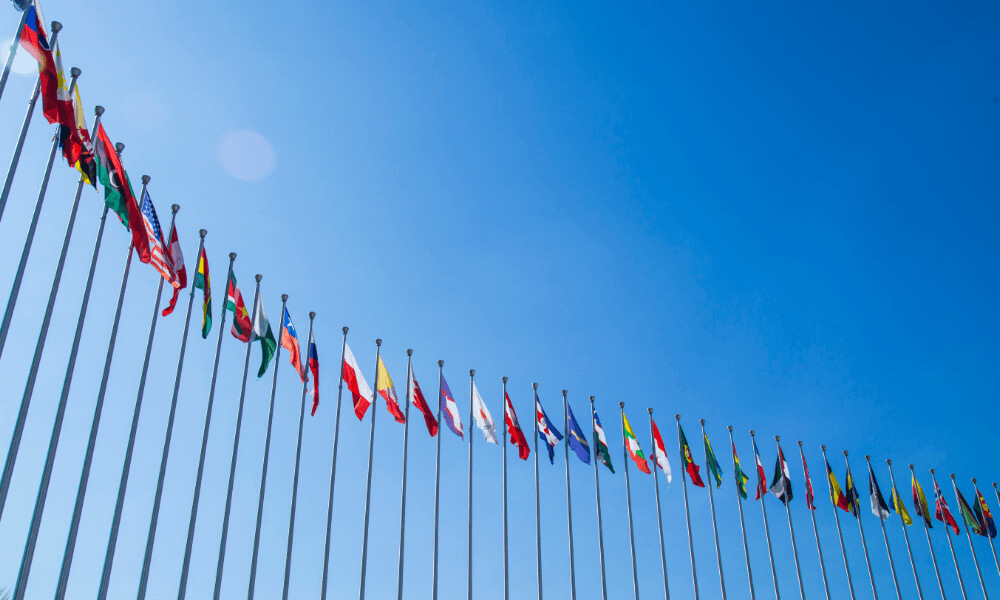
[931,469,969,600]
[750,430,779,600]
[911,465,947,600]
[620,402,641,600]
[97,200,177,600]
[503,376,510,600]
[320,325,349,600]
[467,369,476,600]
[565,391,578,600]
[866,455,903,600]
[0,62,78,360]
[534,383,544,600]
[281,311,314,600]
[702,419,727,600]
[177,252,235,600]
[728,427,754,600]
[213,275,262,600]
[0,22,60,226]
[844,451,878,600]
[973,480,1000,578]
[431,359,445,600]
[592,395,609,600]
[247,294,288,600]
[820,446,856,600]
[0,6,30,103]
[652,411,671,600]
[137,229,207,600]
[396,349,414,600]
[357,338,381,600]
[886,459,924,600]
[679,416,700,600]
[951,473,989,599]
[776,438,806,600]
[797,441,831,600]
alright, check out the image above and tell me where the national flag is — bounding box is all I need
[955,486,984,536]
[678,424,704,487]
[650,418,671,483]
[704,433,722,488]
[826,460,850,512]
[307,330,319,416]
[974,489,997,538]
[251,293,277,378]
[868,464,890,519]
[407,363,437,436]
[192,247,211,338]
[138,189,175,283]
[471,382,498,444]
[343,342,374,420]
[504,392,530,460]
[733,443,749,500]
[801,451,816,510]
[770,444,793,505]
[61,84,91,170]
[18,5,48,64]
[280,307,306,382]
[912,474,933,528]
[535,397,563,464]
[845,466,861,517]
[93,124,149,261]
[623,411,651,474]
[892,486,913,525]
[440,374,463,438]
[161,226,187,317]
[20,5,74,133]
[377,356,405,424]
[593,408,614,474]
[752,440,768,500]
[566,403,591,464]
[225,272,252,342]
[934,480,960,535]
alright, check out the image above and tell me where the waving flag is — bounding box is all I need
[192,247,211,338]
[505,392,529,460]
[955,486,984,536]
[751,440,768,500]
[440,374,463,438]
[974,489,997,538]
[407,363,437,436]
[770,444,793,505]
[593,408,614,474]
[225,272,252,342]
[732,443,749,499]
[912,474,933,528]
[934,480,960,535]
[344,342,374,420]
[307,330,319,415]
[868,465,890,519]
[826,460,850,512]
[801,451,816,510]
[704,433,722,488]
[139,189,174,283]
[21,6,74,134]
[535,398,563,464]
[251,293,277,378]
[650,418,671,483]
[622,411,651,474]
[679,424,704,487]
[280,307,306,382]
[566,403,590,464]
[892,486,913,525]
[161,225,187,316]
[377,356,405,424]
[472,382,498,444]
[844,466,861,517]
[94,124,149,260]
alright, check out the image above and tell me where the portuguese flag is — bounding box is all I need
[193,247,211,338]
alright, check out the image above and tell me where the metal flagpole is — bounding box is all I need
[247,294,288,600]
[951,474,989,600]
[136,229,207,600]
[910,465,947,600]
[357,339,381,600]
[750,431,779,600]
[702,419,727,600]
[395,349,414,600]
[592,396,609,600]
[974,480,1000,578]
[931,469,968,600]
[0,61,77,358]
[565,391,578,600]
[797,441,831,600]
[866,455,903,600]
[320,326,349,600]
[845,451,879,600]
[776,437,805,600]
[534,383,544,600]
[728,427,754,600]
[0,5,31,103]
[431,360,445,599]
[0,22,60,226]
[679,416,700,600]
[886,459,924,600]
[620,402,641,600]
[820,446,856,600]
[651,412,671,600]
[467,369,475,600]
[503,376,510,600]
[212,275,262,600]
[96,200,177,600]
[177,252,235,600]
[280,312,314,600]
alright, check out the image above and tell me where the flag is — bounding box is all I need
[407,363,437,436]
[912,474,933,528]
[93,124,149,261]
[440,374,463,438]
[593,408,614,474]
[892,486,913,525]
[251,293,277,378]
[192,247,211,338]
[679,424,704,487]
[161,225,187,317]
[704,433,722,488]
[138,189,175,284]
[934,480,960,535]
[307,330,319,416]
[225,272,252,342]
[826,460,850,512]
[471,382,498,444]
[868,464,890,519]
[801,451,816,510]
[566,403,591,464]
[956,486,984,536]
[535,398,563,465]
[733,443,749,500]
[752,440,768,500]
[20,6,73,132]
[770,444,793,505]
[650,418,671,483]
[623,411,651,475]
[845,466,861,517]
[344,342,374,420]
[18,5,49,64]
[280,307,306,382]
[377,356,405,424]
[504,392,530,460]
[974,490,997,538]
[61,84,91,170]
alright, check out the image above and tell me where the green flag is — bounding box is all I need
[93,124,133,228]
[251,292,277,377]
[732,442,750,499]
[704,433,723,488]
[956,487,984,536]
[593,409,614,474]
[192,247,211,338]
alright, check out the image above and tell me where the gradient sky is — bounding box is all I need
[0,1,997,599]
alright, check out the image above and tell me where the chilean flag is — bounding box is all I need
[280,307,306,382]
[308,330,319,415]
[343,341,373,420]
[439,373,463,438]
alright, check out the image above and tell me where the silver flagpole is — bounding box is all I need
[886,460,923,600]
[280,312,314,600]
[319,326,349,600]
[97,200,177,600]
[467,369,475,600]
[866,455,903,600]
[974,480,1000,578]
[212,275,262,600]
[503,376,510,600]
[776,438,805,600]
[0,5,30,103]
[431,359,444,600]
[750,431,779,600]
[702,419,727,600]
[820,446,856,600]
[652,412,671,600]
[591,396,608,600]
[565,392,578,600]
[357,339,381,600]
[136,229,207,600]
[910,465,946,600]
[247,294,288,600]
[395,349,414,600]
[0,60,77,358]
[0,21,61,225]
[680,416,700,600]
[951,474,989,600]
[797,441,830,600]
[534,383,544,600]
[931,469,968,600]
[729,427,754,600]
[177,252,235,600]
[620,402,640,600]
[845,451,878,600]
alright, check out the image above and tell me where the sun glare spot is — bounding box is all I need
[217,129,275,181]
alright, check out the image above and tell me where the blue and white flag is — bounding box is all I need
[535,398,563,464]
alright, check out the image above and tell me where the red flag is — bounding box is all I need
[407,363,438,436]
[504,391,530,460]
[280,307,306,382]
[161,226,187,317]
[802,450,816,510]
[753,441,769,501]
[95,124,150,262]
[343,342,374,420]
[307,331,319,416]
[935,480,961,535]
[225,272,252,342]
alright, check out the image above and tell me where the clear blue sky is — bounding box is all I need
[0,0,997,598]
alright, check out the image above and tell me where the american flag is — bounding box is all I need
[140,189,175,283]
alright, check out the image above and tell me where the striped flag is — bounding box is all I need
[623,411,650,474]
[912,474,933,528]
[160,225,186,316]
[192,247,211,338]
[307,330,320,415]
[344,342,374,420]
[139,189,174,284]
[650,418,671,482]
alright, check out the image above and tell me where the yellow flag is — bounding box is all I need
[892,486,913,525]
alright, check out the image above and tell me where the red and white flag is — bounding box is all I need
[753,440,769,501]
[801,450,816,510]
[504,392,530,460]
[343,342,374,420]
[377,356,405,424]
[407,363,438,436]
[160,224,187,316]
[650,418,672,483]
[472,382,498,444]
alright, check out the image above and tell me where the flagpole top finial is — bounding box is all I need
[886,458,892,465]
[342,326,348,334]
[281,294,288,302]
[649,408,655,415]
[797,440,803,447]
[676,414,681,421]
[376,339,382,346]
[950,473,956,480]
[562,390,568,397]
[750,429,755,436]
[843,450,848,456]
[908,464,914,470]
[50,21,62,33]
[141,175,150,184]
[972,477,977,484]
[865,454,871,461]
[727,425,733,431]
[309,311,315,319]
[70,67,81,78]
[930,468,935,474]
[406,349,412,356]
[469,369,475,376]
[199,229,207,238]
[171,204,180,214]
[775,435,780,442]
[115,143,125,155]
[438,360,444,367]
[589,396,595,403]
[994,482,998,488]
[228,252,236,260]
[502,376,508,383]
[533,383,537,390]
[699,418,705,425]
[255,274,262,282]
[95,105,104,116]
[821,445,826,451]
[619,402,625,408]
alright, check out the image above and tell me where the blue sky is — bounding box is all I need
[0,0,997,598]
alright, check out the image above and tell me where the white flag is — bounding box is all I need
[471,382,498,445]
